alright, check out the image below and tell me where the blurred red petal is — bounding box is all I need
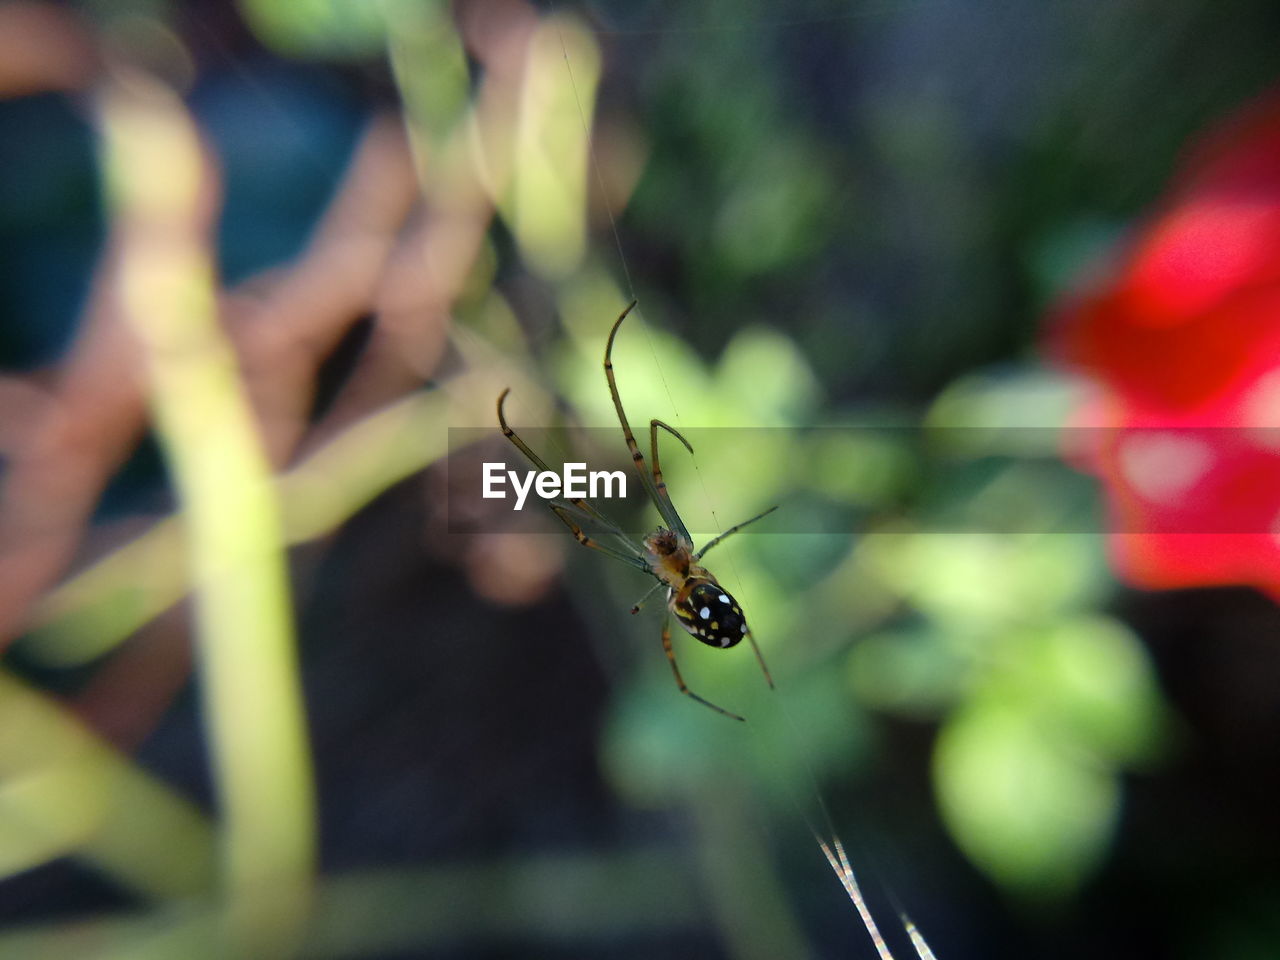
[1058,281,1280,411]
[1051,90,1280,594]
[1109,533,1280,594]
[1123,199,1280,325]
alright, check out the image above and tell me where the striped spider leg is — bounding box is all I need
[498,301,777,721]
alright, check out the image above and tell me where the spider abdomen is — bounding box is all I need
[672,579,748,648]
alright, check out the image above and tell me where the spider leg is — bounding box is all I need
[548,505,652,573]
[553,500,648,560]
[629,579,667,615]
[743,628,776,690]
[604,303,692,540]
[693,505,779,561]
[499,389,652,571]
[649,418,695,542]
[662,615,745,721]
[498,388,645,554]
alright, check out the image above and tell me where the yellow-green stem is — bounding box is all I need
[100,68,315,954]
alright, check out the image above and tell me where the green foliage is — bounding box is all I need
[929,614,1167,900]
[836,370,1173,901]
[385,0,473,150]
[237,0,392,59]
[933,696,1119,899]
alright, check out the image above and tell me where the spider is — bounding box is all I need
[497,301,777,721]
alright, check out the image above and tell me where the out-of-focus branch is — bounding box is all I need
[225,112,422,467]
[0,107,422,659]
[308,0,539,438]
[19,0,556,669]
[0,668,215,896]
[1,0,562,664]
[23,371,500,668]
[0,0,606,947]
[0,263,150,650]
[100,66,313,955]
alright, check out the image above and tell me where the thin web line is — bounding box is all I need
[556,26,636,301]
[818,835,896,960]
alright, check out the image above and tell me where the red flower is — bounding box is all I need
[1051,92,1280,597]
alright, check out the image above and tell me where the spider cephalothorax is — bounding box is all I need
[498,301,776,720]
[644,528,691,581]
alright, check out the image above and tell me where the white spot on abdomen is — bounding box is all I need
[699,607,711,620]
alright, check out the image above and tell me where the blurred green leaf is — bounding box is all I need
[1029,616,1171,766]
[925,612,1168,899]
[602,650,868,818]
[926,368,1089,455]
[847,628,969,718]
[934,698,1119,900]
[861,532,1102,627]
[753,527,852,593]
[714,140,831,276]
[237,0,390,59]
[504,17,599,279]
[917,460,1099,537]
[716,325,821,424]
[384,0,471,149]
[802,428,916,508]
